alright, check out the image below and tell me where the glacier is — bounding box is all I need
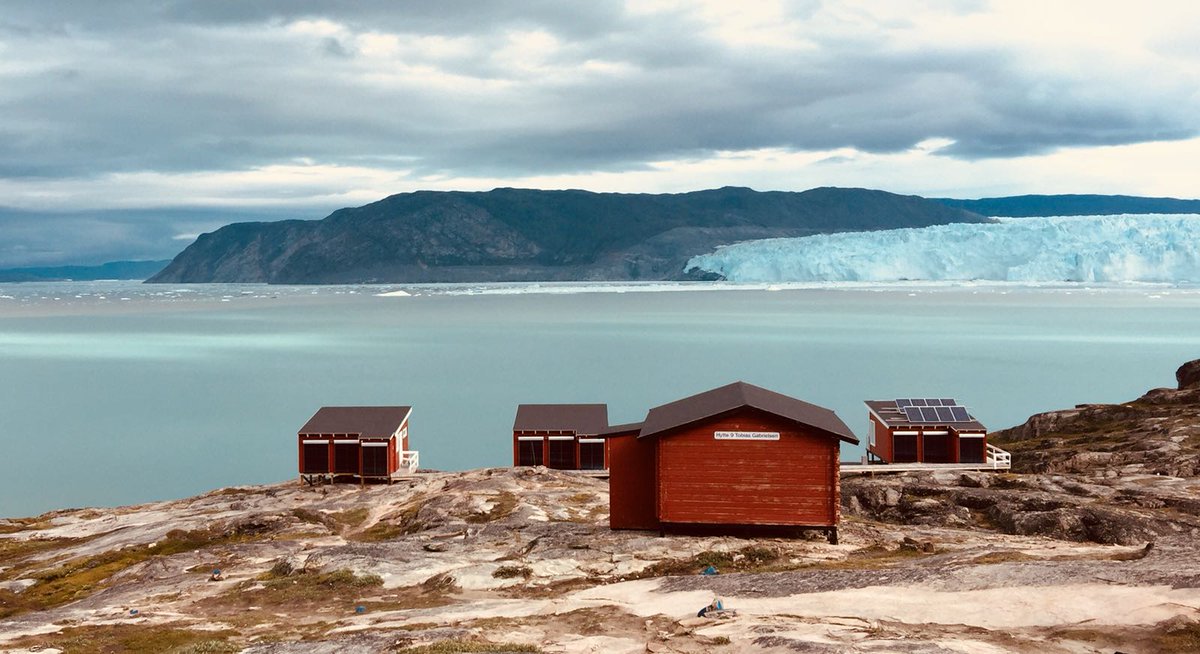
[685,214,1200,283]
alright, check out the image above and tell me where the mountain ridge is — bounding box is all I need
[148,187,985,284]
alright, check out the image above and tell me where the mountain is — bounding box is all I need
[0,260,170,283]
[147,187,985,284]
[935,194,1200,217]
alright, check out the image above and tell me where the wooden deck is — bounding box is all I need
[840,444,1012,475]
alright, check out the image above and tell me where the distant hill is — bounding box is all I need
[935,194,1200,217]
[148,187,985,284]
[0,260,170,282]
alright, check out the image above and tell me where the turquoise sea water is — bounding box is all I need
[2,281,1198,517]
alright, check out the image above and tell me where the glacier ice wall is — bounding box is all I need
[685,215,1200,283]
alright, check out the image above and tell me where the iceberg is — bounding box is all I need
[685,214,1200,283]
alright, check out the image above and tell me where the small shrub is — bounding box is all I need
[492,565,532,579]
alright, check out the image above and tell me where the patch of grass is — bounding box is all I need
[0,526,261,618]
[710,635,732,645]
[0,536,84,572]
[971,551,1038,565]
[327,507,370,529]
[492,565,532,579]
[466,492,519,524]
[350,497,428,542]
[815,544,941,570]
[9,623,239,654]
[565,492,597,504]
[210,568,384,612]
[394,638,541,653]
[258,558,295,581]
[638,545,782,577]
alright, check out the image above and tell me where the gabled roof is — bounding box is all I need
[639,382,858,444]
[299,406,412,438]
[513,404,609,435]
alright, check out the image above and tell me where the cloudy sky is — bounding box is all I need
[2,0,1199,266]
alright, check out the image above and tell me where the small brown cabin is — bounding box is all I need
[865,399,987,464]
[512,404,609,470]
[298,406,417,484]
[608,382,858,542]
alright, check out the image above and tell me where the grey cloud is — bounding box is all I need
[0,2,1195,184]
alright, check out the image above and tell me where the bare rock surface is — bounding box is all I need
[1,465,1198,653]
[4,360,1200,653]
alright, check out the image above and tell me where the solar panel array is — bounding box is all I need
[895,399,973,423]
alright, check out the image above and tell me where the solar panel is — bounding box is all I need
[920,407,939,421]
[895,399,913,408]
[903,406,924,422]
[935,406,954,421]
[950,406,971,421]
[911,399,928,406]
[939,398,956,406]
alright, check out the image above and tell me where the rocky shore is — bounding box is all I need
[2,361,1200,653]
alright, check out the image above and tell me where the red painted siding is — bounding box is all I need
[655,407,839,528]
[608,432,659,530]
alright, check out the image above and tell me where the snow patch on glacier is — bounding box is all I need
[685,215,1200,283]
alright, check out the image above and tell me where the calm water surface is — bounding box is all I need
[2,281,1198,516]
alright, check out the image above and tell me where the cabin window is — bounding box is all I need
[333,443,359,474]
[959,437,985,463]
[547,438,575,469]
[302,443,329,474]
[517,439,543,466]
[579,440,605,470]
[923,433,954,463]
[868,420,876,447]
[893,434,918,463]
[361,445,388,476]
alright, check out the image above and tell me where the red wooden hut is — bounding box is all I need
[298,406,417,484]
[512,404,609,470]
[608,382,858,542]
[864,399,987,464]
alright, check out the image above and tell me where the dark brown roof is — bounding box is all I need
[865,400,987,431]
[299,406,412,438]
[639,382,858,444]
[513,404,609,435]
[597,421,644,436]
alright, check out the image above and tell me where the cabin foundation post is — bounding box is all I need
[827,527,838,545]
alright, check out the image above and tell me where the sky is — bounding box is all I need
[1,0,1199,267]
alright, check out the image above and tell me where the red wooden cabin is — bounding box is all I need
[608,382,858,542]
[298,406,417,484]
[865,399,987,464]
[512,404,609,470]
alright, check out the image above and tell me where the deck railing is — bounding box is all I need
[986,444,1012,469]
[400,450,420,472]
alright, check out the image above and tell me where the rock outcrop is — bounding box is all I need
[990,358,1200,477]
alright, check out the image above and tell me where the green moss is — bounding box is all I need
[348,496,428,542]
